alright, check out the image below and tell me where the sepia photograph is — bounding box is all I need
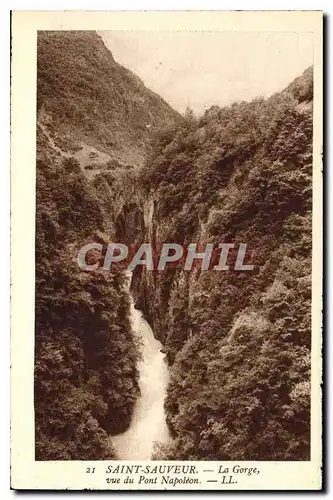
[10,10,323,490]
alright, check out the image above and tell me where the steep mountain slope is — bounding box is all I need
[133,67,313,460]
[37,30,180,167]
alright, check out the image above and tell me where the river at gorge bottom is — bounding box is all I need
[111,297,171,460]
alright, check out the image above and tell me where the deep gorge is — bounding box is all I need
[35,30,313,461]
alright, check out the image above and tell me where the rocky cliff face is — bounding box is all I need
[131,67,313,460]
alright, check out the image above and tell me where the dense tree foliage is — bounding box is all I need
[135,67,313,460]
[35,138,140,460]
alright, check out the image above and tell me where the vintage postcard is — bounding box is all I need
[11,10,323,490]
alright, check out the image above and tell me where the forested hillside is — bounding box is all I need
[134,67,313,460]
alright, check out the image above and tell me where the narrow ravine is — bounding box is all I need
[111,275,171,460]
